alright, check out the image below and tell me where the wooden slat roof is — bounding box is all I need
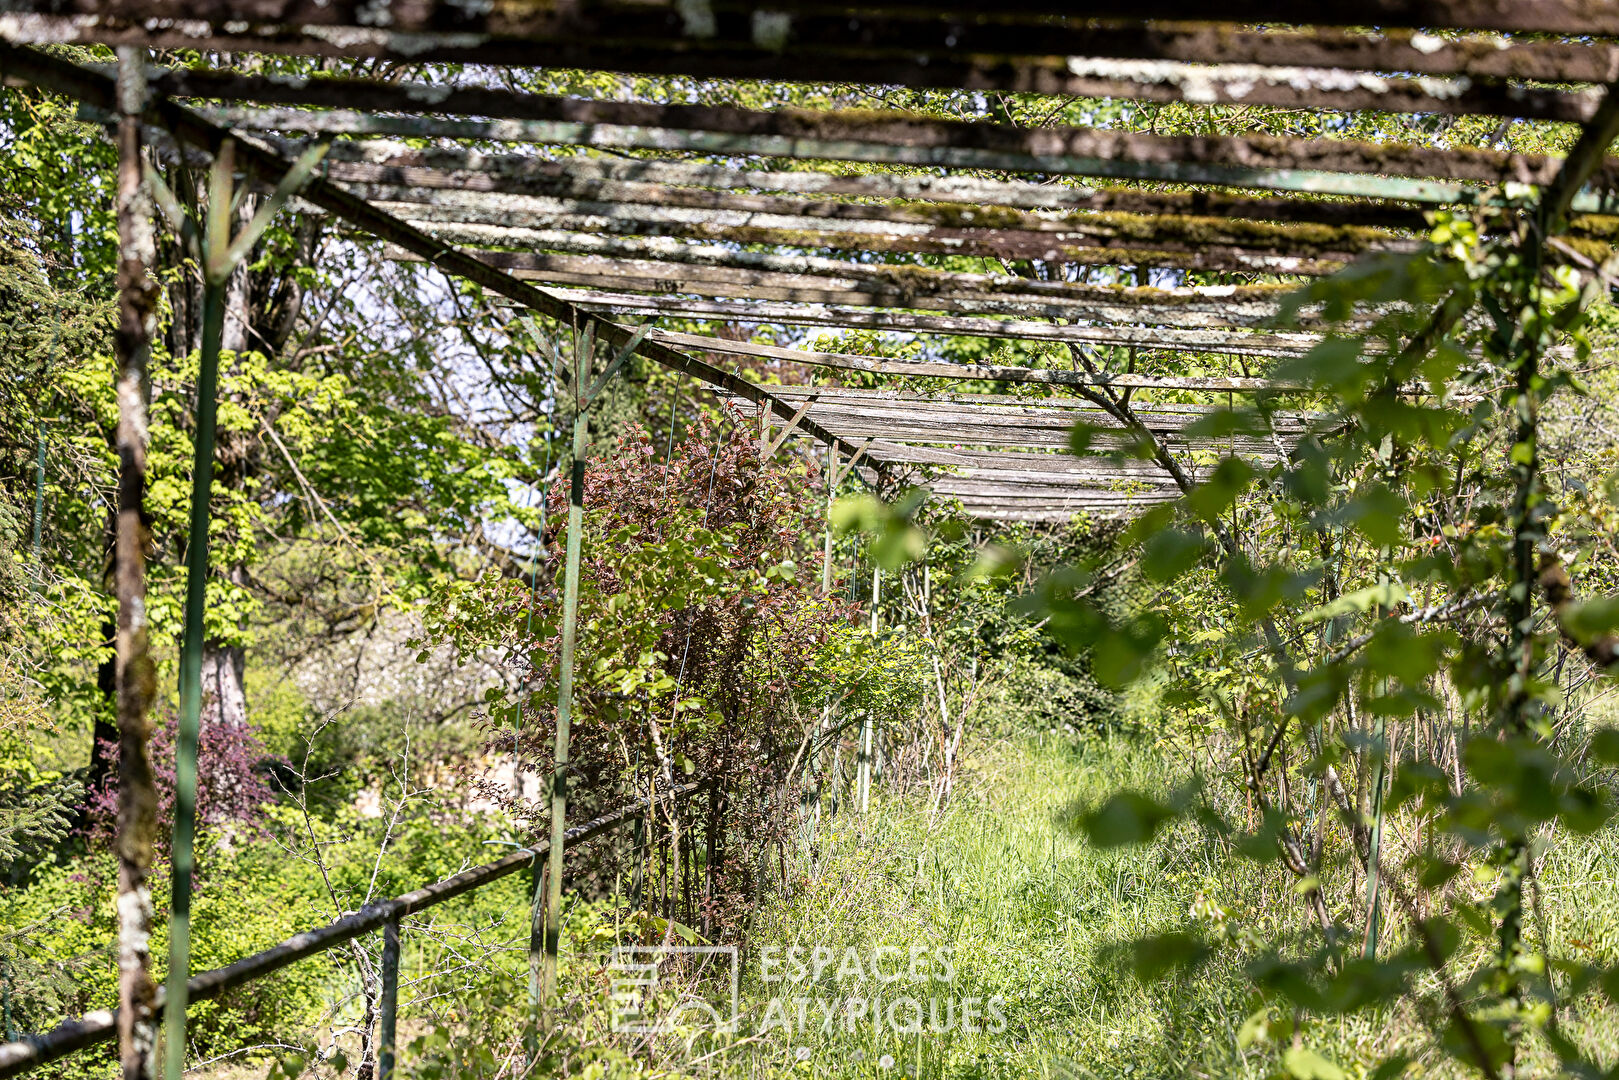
[4,1,1618,522]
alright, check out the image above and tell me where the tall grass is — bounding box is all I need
[193,729,1618,1080]
[667,733,1619,1080]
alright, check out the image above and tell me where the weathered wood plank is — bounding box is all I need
[404,218,1355,277]
[347,182,1405,259]
[18,5,1619,77]
[201,97,1619,211]
[301,141,1444,231]
[435,250,1311,330]
[653,331,1308,393]
[553,291,1332,358]
[755,384,1318,417]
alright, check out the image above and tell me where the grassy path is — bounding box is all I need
[713,737,1248,1080]
[703,735,1619,1080]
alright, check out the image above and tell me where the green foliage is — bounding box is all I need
[1020,190,1619,1078]
[830,489,930,569]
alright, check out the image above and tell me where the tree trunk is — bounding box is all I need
[88,507,120,797]
[200,640,248,729]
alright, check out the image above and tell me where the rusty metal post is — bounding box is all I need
[112,45,161,1080]
[540,333,590,1032]
[377,919,399,1080]
[526,859,546,1061]
[821,444,836,595]
[858,565,879,813]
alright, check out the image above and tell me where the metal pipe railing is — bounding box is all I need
[0,783,705,1080]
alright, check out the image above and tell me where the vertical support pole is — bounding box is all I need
[378,918,400,1080]
[629,803,647,910]
[858,566,879,814]
[526,860,546,1060]
[541,382,589,1031]
[821,444,837,595]
[112,45,161,1080]
[870,566,881,634]
[164,143,234,1080]
[1363,718,1387,958]
[758,401,770,456]
[1364,541,1393,960]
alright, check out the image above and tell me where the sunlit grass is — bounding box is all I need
[654,735,1619,1080]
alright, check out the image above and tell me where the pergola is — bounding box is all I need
[2,4,1619,1078]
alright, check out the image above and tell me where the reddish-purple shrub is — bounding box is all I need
[437,413,863,936]
[84,711,282,860]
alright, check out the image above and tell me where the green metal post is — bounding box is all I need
[858,565,879,813]
[821,444,836,595]
[629,806,647,910]
[1364,538,1393,960]
[378,918,400,1080]
[526,858,545,1060]
[1364,716,1387,959]
[140,135,329,1080]
[163,275,225,1080]
[540,404,588,1030]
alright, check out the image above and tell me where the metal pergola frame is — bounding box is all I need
[3,4,1619,1077]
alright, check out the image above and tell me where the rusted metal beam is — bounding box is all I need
[0,783,707,1080]
[548,291,1331,359]
[0,43,889,474]
[653,331,1307,393]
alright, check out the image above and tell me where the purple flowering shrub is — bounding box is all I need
[84,711,282,860]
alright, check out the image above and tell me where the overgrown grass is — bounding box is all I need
[692,735,1252,1079]
[606,734,1619,1080]
[32,727,1619,1080]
